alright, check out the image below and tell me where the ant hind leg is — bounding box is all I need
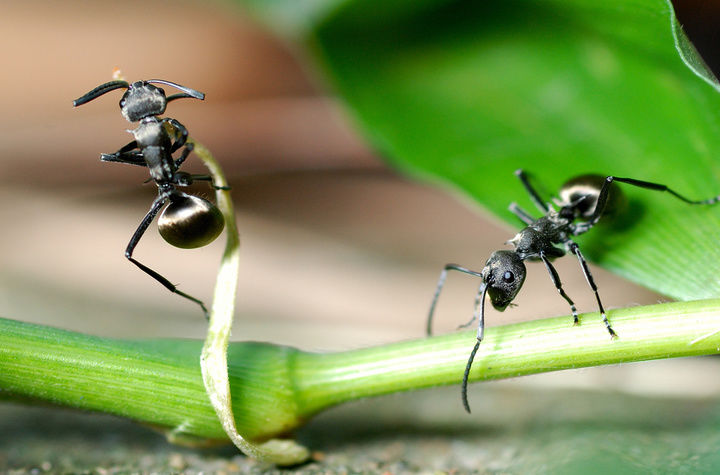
[125,191,209,319]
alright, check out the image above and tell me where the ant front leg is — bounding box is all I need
[125,189,209,319]
[426,264,484,336]
[172,141,194,169]
[567,240,616,338]
[162,118,189,153]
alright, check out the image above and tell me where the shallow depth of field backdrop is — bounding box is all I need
[2,0,720,472]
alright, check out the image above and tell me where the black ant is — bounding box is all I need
[426,170,720,413]
[73,79,227,319]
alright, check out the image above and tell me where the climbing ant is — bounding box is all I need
[426,170,720,413]
[73,79,226,318]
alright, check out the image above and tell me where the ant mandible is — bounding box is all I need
[73,79,226,319]
[426,169,720,413]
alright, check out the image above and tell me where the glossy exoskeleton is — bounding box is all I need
[73,79,225,318]
[426,170,720,413]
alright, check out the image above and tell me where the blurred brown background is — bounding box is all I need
[0,0,714,355]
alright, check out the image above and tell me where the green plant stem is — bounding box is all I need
[1,299,719,443]
[191,139,308,464]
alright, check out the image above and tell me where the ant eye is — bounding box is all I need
[502,271,514,283]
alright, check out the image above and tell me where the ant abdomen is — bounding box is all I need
[558,174,626,219]
[158,193,224,249]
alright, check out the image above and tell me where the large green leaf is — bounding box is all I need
[239,0,720,300]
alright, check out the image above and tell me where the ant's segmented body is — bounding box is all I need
[426,170,720,413]
[73,79,226,318]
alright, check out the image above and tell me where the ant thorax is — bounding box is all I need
[507,212,571,260]
[131,118,175,184]
[132,117,166,148]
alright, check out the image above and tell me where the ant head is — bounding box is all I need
[120,81,167,122]
[557,174,625,219]
[482,250,526,311]
[73,78,205,122]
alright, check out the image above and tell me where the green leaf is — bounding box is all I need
[238,0,720,301]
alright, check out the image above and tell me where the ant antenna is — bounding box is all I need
[166,93,197,103]
[147,79,205,100]
[461,283,487,413]
[73,80,129,107]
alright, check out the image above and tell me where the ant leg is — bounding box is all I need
[426,264,484,336]
[101,141,142,165]
[173,142,194,169]
[162,118,188,153]
[457,282,489,330]
[125,191,209,319]
[101,151,146,167]
[567,241,616,338]
[188,174,232,190]
[171,172,229,191]
[509,202,535,225]
[515,169,550,213]
[611,176,720,205]
[583,176,720,229]
[461,284,488,414]
[539,253,579,325]
[116,140,139,154]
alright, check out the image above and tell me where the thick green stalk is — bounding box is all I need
[191,138,307,463]
[1,299,719,443]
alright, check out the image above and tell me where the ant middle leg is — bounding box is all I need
[509,202,535,225]
[125,191,209,319]
[567,240,616,338]
[101,141,144,165]
[539,253,579,325]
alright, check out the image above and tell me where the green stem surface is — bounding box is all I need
[1,299,719,443]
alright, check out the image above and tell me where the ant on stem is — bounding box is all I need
[426,170,720,412]
[74,78,227,318]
